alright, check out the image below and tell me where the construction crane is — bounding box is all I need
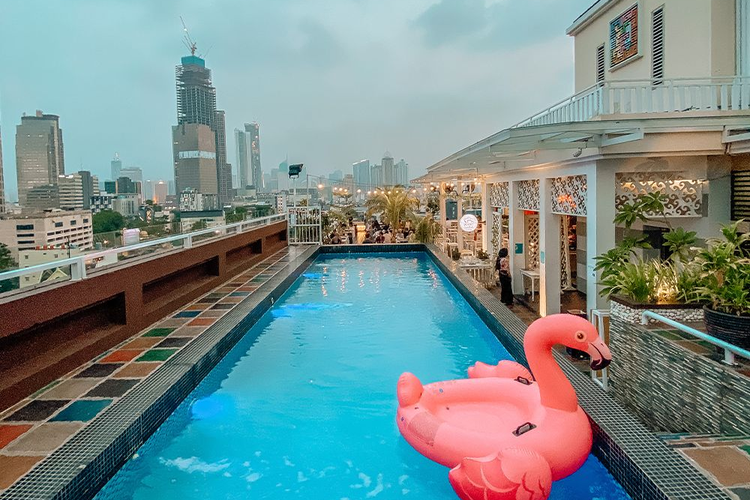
[180,16,197,56]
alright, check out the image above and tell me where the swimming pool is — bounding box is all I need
[95,254,630,499]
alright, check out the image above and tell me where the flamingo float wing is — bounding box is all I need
[448,448,552,500]
[468,360,533,381]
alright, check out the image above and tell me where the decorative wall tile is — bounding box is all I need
[518,180,540,211]
[489,182,509,208]
[524,214,540,269]
[551,175,588,216]
[616,172,703,217]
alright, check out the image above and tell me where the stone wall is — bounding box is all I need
[609,318,750,435]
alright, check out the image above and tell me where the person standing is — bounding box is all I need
[495,248,513,306]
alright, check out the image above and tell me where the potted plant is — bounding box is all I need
[691,221,750,347]
[476,250,489,261]
[595,193,704,324]
[414,214,442,244]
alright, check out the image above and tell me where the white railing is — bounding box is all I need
[0,214,287,290]
[641,311,750,366]
[288,206,322,245]
[590,309,610,391]
[513,76,750,129]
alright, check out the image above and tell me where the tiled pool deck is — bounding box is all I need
[0,244,740,499]
[0,246,308,494]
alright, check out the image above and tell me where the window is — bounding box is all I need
[18,240,35,245]
[16,224,33,230]
[54,222,63,228]
[596,44,605,84]
[70,220,77,226]
[652,7,665,84]
[83,218,89,223]
[17,233,34,237]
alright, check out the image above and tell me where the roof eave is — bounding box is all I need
[566,0,618,36]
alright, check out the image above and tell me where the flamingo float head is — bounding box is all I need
[526,314,611,371]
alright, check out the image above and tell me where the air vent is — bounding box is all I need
[596,44,605,84]
[732,170,750,220]
[652,7,665,85]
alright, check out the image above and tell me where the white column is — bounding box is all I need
[586,165,617,314]
[439,182,447,232]
[508,181,525,295]
[539,178,561,316]
[456,189,464,251]
[481,181,491,253]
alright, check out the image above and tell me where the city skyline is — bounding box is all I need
[0,0,592,202]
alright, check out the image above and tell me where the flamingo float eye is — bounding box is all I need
[575,331,586,342]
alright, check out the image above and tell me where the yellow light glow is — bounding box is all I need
[317,184,324,189]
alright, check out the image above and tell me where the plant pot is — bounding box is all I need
[703,306,750,348]
[609,295,704,324]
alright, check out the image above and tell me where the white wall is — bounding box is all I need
[573,0,736,91]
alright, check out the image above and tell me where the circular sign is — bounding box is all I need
[459,214,479,232]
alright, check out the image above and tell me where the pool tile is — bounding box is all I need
[229,291,250,297]
[174,311,200,318]
[155,318,190,328]
[210,303,234,310]
[199,310,226,318]
[74,363,123,378]
[123,337,162,349]
[3,400,69,422]
[196,298,219,304]
[169,326,206,337]
[30,380,61,398]
[100,350,143,363]
[682,447,750,486]
[155,337,191,348]
[0,425,33,449]
[188,317,217,327]
[49,400,112,422]
[219,297,243,304]
[112,362,160,378]
[4,422,83,453]
[83,379,140,398]
[0,455,44,489]
[136,349,178,362]
[142,327,175,337]
[184,304,207,311]
[37,379,102,400]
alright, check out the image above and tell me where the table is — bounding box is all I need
[520,269,540,299]
[459,261,495,288]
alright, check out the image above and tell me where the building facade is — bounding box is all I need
[110,153,122,181]
[418,0,750,318]
[235,127,250,192]
[179,189,219,211]
[58,171,98,210]
[0,210,93,254]
[112,194,139,217]
[382,152,395,186]
[215,110,232,205]
[173,123,218,195]
[0,128,5,214]
[395,159,409,187]
[90,195,113,214]
[247,122,262,192]
[15,111,65,207]
[353,159,371,191]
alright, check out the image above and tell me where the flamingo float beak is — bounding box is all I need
[586,338,611,370]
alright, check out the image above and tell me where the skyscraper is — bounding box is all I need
[0,128,5,214]
[235,127,250,193]
[173,53,229,203]
[247,122,262,191]
[16,111,65,206]
[382,152,395,186]
[352,160,370,191]
[395,159,409,186]
[215,110,232,204]
[111,153,122,181]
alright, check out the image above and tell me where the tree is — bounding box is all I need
[93,210,126,234]
[0,243,19,293]
[365,187,419,229]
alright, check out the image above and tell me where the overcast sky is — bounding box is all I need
[0,0,592,201]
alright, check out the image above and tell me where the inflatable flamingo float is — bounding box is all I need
[396,314,611,500]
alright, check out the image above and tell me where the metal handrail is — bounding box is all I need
[641,310,750,366]
[0,213,287,284]
[590,309,610,391]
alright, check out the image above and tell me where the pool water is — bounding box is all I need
[96,254,630,500]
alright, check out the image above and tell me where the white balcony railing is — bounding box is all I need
[513,76,750,129]
[0,213,287,293]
